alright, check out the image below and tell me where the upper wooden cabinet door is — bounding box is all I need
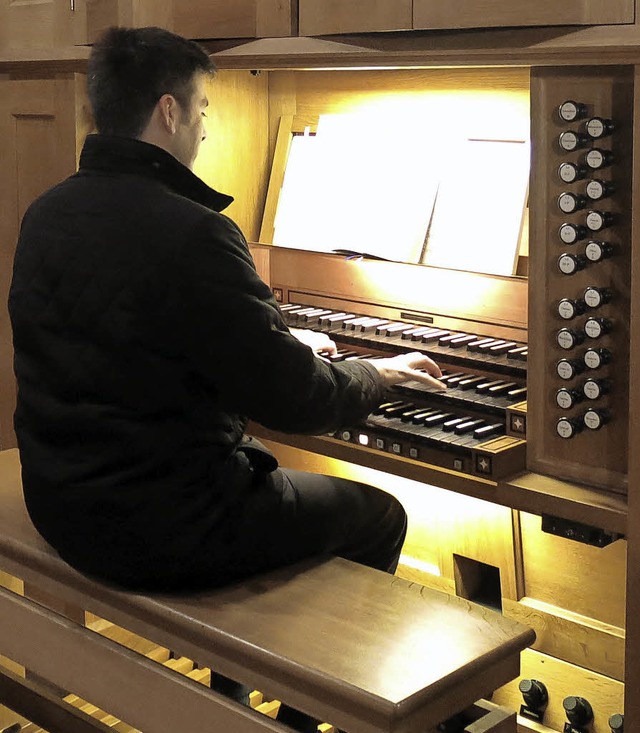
[413,0,634,31]
[299,0,411,35]
[83,0,297,44]
[0,0,80,50]
[299,0,633,35]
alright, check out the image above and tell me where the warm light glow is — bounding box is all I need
[399,554,441,577]
[272,87,530,276]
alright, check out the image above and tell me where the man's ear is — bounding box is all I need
[157,94,179,135]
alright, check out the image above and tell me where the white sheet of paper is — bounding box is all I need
[422,138,530,276]
[273,114,441,263]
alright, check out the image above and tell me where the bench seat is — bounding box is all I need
[0,448,535,733]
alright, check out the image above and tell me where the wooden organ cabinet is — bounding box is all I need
[1,19,640,733]
[205,47,638,733]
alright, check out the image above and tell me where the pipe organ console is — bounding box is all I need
[278,300,527,480]
[1,38,638,733]
[241,60,633,733]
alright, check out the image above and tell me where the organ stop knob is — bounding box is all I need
[609,712,624,732]
[556,387,583,409]
[585,240,615,262]
[557,416,583,439]
[519,678,549,709]
[558,100,587,122]
[563,696,594,727]
[585,116,614,139]
[558,161,586,183]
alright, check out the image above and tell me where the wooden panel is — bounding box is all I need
[623,57,640,733]
[299,0,411,35]
[84,0,296,43]
[256,0,297,38]
[527,66,634,493]
[0,0,78,50]
[194,70,270,242]
[172,0,258,39]
[519,512,626,628]
[413,0,634,31]
[493,649,624,733]
[0,77,82,450]
[503,597,624,681]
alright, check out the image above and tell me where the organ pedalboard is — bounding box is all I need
[279,302,527,481]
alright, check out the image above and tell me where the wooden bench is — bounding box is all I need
[0,448,535,733]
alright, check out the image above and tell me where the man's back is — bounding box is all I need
[10,135,271,585]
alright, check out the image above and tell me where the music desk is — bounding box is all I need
[0,449,534,733]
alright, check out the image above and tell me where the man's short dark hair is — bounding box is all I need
[87,26,216,137]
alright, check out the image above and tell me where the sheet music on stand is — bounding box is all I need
[273,114,440,263]
[421,138,530,276]
[272,113,529,276]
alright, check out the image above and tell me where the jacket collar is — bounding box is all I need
[78,134,234,213]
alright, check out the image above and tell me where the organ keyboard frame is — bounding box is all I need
[248,244,628,536]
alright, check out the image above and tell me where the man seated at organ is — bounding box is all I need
[8,25,445,732]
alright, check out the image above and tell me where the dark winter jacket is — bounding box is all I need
[8,134,385,585]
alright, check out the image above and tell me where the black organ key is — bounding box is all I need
[466,337,495,352]
[400,407,428,422]
[289,306,321,322]
[422,412,454,426]
[443,373,468,386]
[448,334,478,349]
[300,308,333,324]
[458,376,486,390]
[507,345,528,360]
[438,333,468,346]
[378,323,414,337]
[412,327,441,342]
[454,418,486,435]
[324,313,356,328]
[475,380,506,394]
[506,386,527,400]
[359,318,390,333]
[401,326,432,340]
[382,402,414,417]
[489,341,518,354]
[442,416,468,432]
[343,315,372,330]
[486,381,519,395]
[477,339,507,353]
[318,311,346,327]
[420,329,450,343]
[438,372,467,384]
[474,423,505,439]
[411,410,440,424]
[373,400,406,415]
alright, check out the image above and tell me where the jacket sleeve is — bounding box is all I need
[176,212,386,435]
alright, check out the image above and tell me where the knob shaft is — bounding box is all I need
[518,678,549,709]
[557,417,583,439]
[585,240,615,262]
[557,387,583,409]
[585,148,614,170]
[558,161,587,183]
[585,116,614,139]
[584,347,612,370]
[556,358,585,380]
[558,100,587,122]
[563,696,594,726]
[609,712,624,732]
